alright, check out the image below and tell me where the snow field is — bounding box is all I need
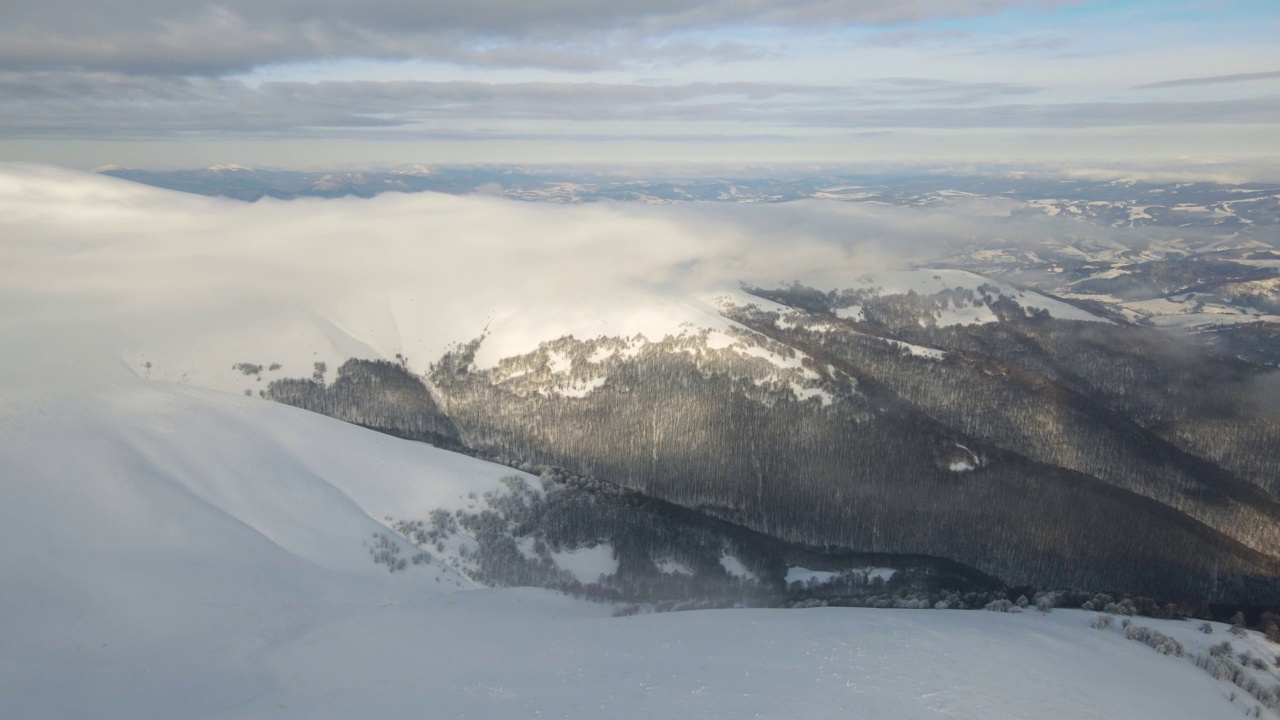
[213,605,1251,720]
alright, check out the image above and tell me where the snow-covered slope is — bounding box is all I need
[0,377,522,718]
[216,605,1265,720]
[2,375,1266,719]
[824,268,1107,325]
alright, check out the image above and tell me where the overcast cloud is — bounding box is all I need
[3,0,1073,74]
[1133,69,1280,90]
[0,0,1277,168]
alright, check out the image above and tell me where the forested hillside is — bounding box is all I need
[266,280,1280,603]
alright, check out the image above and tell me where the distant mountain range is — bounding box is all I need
[97,164,1280,233]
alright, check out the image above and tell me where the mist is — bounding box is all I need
[0,163,1209,395]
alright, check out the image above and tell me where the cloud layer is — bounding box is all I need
[1,74,1063,139]
[3,0,1071,74]
[0,162,1164,387]
[6,72,1278,144]
[0,0,1277,166]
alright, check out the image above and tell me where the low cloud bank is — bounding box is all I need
[0,163,1188,393]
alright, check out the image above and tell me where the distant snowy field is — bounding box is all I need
[0,165,1263,719]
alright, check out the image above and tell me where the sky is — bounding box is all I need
[0,0,1277,170]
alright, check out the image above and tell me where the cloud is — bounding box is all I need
[0,73,1062,140]
[861,27,973,47]
[437,39,772,72]
[0,160,1154,382]
[862,77,1041,103]
[0,75,846,137]
[4,72,1273,142]
[859,26,1071,56]
[0,0,1077,75]
[1133,69,1280,90]
[788,96,1280,129]
[0,164,897,382]
[9,161,1270,404]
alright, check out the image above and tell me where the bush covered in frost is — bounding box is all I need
[984,598,1021,613]
[1124,625,1184,657]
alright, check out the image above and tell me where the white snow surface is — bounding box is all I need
[787,567,898,586]
[791,382,836,405]
[824,269,1104,326]
[884,337,948,360]
[786,567,840,585]
[0,165,1253,719]
[550,544,619,584]
[656,558,695,575]
[719,554,757,580]
[869,567,897,582]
